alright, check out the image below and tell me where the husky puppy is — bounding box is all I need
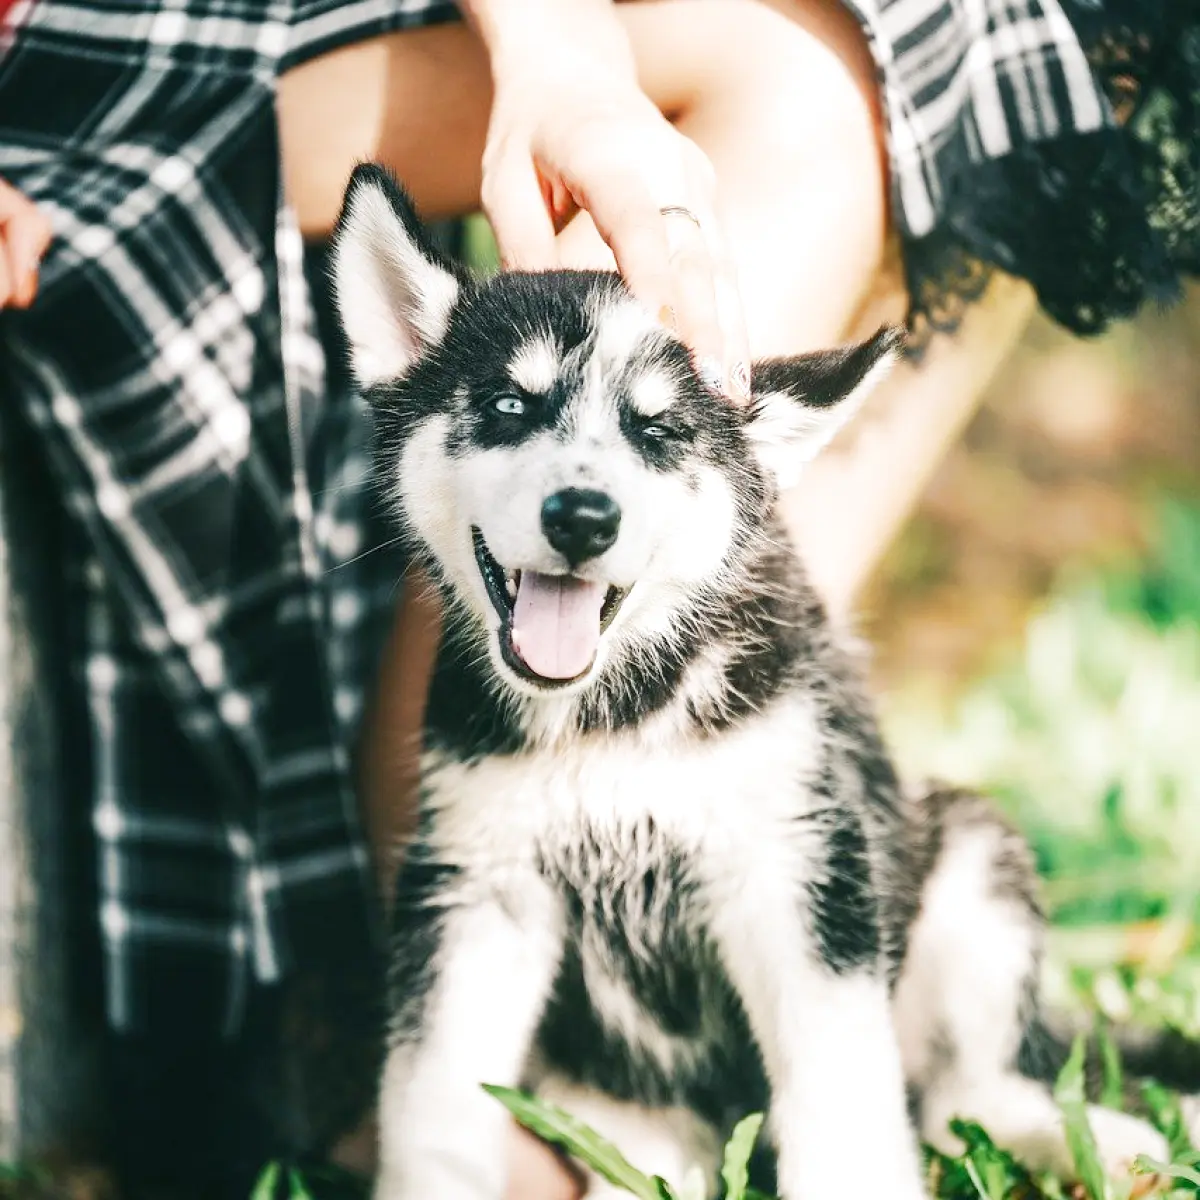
[328,164,1170,1200]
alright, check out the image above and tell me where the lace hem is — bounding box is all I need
[902,1,1200,357]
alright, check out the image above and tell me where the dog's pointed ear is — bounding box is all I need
[329,163,463,389]
[744,327,903,489]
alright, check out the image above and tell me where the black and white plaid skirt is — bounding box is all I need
[0,0,1196,1052]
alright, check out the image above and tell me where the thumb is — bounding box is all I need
[482,153,558,271]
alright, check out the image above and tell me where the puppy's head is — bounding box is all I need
[330,165,900,698]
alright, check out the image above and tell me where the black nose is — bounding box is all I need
[541,488,621,566]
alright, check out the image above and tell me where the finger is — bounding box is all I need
[566,159,679,329]
[681,155,752,404]
[0,248,13,310]
[0,180,53,308]
[572,146,730,382]
[6,219,49,307]
[660,209,726,392]
[482,150,560,272]
[11,266,38,308]
[700,228,752,404]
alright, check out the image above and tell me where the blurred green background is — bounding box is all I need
[856,282,1200,1024]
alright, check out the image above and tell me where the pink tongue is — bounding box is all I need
[511,572,607,680]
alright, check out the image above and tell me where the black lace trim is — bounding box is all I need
[902,1,1200,357]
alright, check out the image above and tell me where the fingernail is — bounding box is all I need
[730,361,751,402]
[657,305,677,331]
[698,356,723,393]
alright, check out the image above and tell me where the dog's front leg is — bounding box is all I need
[374,870,565,1200]
[708,875,927,1200]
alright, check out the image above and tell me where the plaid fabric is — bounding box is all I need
[849,0,1199,341]
[0,0,456,1036]
[0,0,1178,1042]
[846,0,1111,244]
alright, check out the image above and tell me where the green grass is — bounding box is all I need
[883,493,1200,931]
[241,1037,1200,1200]
[477,1038,1200,1200]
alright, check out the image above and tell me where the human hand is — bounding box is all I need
[0,177,52,310]
[470,1,751,404]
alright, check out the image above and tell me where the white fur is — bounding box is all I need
[629,370,680,417]
[374,697,827,1200]
[330,173,1170,1200]
[331,182,459,386]
[422,692,821,857]
[893,819,1169,1176]
[706,882,927,1200]
[592,298,664,373]
[508,336,561,394]
[392,293,742,701]
[375,882,565,1200]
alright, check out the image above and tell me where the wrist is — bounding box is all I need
[461,0,635,85]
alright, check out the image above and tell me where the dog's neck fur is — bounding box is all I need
[420,509,859,761]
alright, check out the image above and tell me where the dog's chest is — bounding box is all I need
[423,698,821,1110]
[425,695,819,862]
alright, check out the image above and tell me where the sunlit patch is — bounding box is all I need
[508,336,561,395]
[592,298,662,373]
[629,371,679,418]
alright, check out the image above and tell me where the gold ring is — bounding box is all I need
[659,205,702,229]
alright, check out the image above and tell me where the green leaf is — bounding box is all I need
[1097,1022,1125,1111]
[948,1120,1027,1200]
[962,1154,1002,1200]
[1132,1156,1200,1189]
[1054,1033,1113,1200]
[721,1113,765,1200]
[653,1176,677,1200]
[1143,1080,1196,1160]
[483,1084,661,1200]
[287,1168,316,1200]
[251,1162,281,1200]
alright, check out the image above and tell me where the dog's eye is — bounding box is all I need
[642,423,677,441]
[493,394,526,416]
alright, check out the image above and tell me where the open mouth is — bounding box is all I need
[472,528,629,687]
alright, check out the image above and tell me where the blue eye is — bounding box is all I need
[494,394,526,416]
[642,424,672,440]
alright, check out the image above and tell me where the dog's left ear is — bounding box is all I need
[329,163,464,389]
[744,327,903,489]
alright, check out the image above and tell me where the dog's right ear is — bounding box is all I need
[744,327,902,490]
[330,163,463,389]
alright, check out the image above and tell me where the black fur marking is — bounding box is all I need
[574,633,696,733]
[470,382,566,448]
[751,327,900,409]
[620,407,697,472]
[422,619,526,761]
[388,832,460,1044]
[535,820,771,1130]
[806,799,882,974]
